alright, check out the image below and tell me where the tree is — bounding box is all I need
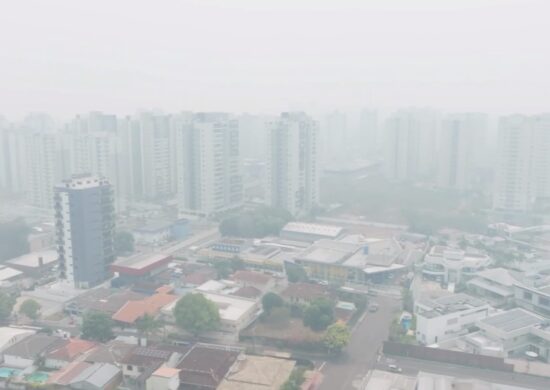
[0,292,15,321]
[135,314,161,339]
[0,218,30,261]
[261,292,284,315]
[280,367,306,390]
[323,322,351,354]
[285,264,308,283]
[219,207,292,238]
[114,231,134,255]
[174,293,220,336]
[303,298,334,331]
[81,311,114,342]
[19,299,41,320]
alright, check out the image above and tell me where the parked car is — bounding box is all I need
[388,364,402,373]
[368,302,379,312]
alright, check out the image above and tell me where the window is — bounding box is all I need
[524,292,533,301]
[540,297,550,307]
[127,365,133,371]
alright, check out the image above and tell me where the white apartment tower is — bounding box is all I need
[384,109,438,182]
[266,112,320,217]
[437,113,488,191]
[177,113,243,217]
[493,114,550,211]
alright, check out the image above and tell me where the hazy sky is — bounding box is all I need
[1,0,549,118]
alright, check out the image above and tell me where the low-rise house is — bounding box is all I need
[5,249,58,277]
[0,327,35,354]
[49,361,122,390]
[422,246,491,284]
[112,290,178,326]
[177,345,240,390]
[415,293,493,345]
[119,346,179,379]
[0,265,24,286]
[146,366,181,390]
[2,334,67,369]
[217,355,295,390]
[281,283,333,305]
[69,362,122,390]
[363,369,417,390]
[230,270,275,294]
[45,338,97,369]
[65,288,147,316]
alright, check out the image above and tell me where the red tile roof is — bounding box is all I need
[48,339,97,361]
[112,293,178,324]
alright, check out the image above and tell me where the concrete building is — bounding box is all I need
[177,113,243,217]
[467,268,520,307]
[414,293,493,345]
[265,112,320,217]
[217,355,295,390]
[437,113,488,191]
[417,371,533,390]
[320,110,348,167]
[55,175,115,288]
[493,114,550,211]
[514,282,550,318]
[384,109,438,182]
[463,308,548,360]
[364,370,417,390]
[111,253,172,283]
[294,237,404,284]
[0,122,27,194]
[422,246,491,284]
[280,222,343,242]
[358,108,379,159]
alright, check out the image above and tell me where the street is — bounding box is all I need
[319,295,401,390]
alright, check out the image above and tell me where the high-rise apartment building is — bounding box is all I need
[118,113,175,201]
[437,113,488,191]
[493,115,550,211]
[265,112,320,217]
[55,175,115,288]
[384,109,438,182]
[358,109,379,159]
[176,113,243,217]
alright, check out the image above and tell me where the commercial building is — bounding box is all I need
[265,112,320,217]
[133,220,173,246]
[280,222,343,242]
[294,237,404,284]
[111,253,172,282]
[364,370,417,390]
[437,113,488,191]
[54,175,115,288]
[422,246,491,284]
[176,113,243,217]
[417,371,533,390]
[6,249,58,277]
[493,114,550,211]
[414,293,493,345]
[467,268,520,307]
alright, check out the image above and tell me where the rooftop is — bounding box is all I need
[479,308,545,334]
[3,334,67,359]
[231,270,273,286]
[417,293,488,319]
[218,355,295,390]
[177,346,239,389]
[112,291,178,324]
[0,265,23,282]
[281,222,343,238]
[48,338,96,361]
[0,327,35,349]
[70,362,121,388]
[6,249,58,268]
[151,366,180,378]
[364,370,417,390]
[111,252,171,275]
[134,220,173,233]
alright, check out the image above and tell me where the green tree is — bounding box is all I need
[261,292,284,315]
[213,260,233,279]
[323,322,351,354]
[303,298,334,331]
[0,292,15,321]
[285,264,308,283]
[174,294,220,336]
[114,231,134,255]
[81,311,114,342]
[19,299,41,320]
[280,367,306,390]
[135,314,161,339]
[0,218,30,261]
[266,306,290,327]
[219,207,292,238]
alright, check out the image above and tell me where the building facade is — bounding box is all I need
[55,175,115,288]
[265,112,320,217]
